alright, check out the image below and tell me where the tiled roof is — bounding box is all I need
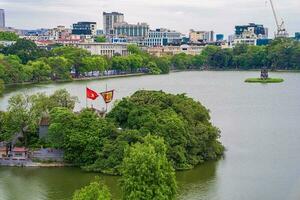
[12,147,27,152]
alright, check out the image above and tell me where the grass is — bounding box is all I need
[245,78,284,83]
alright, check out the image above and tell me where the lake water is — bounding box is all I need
[0,71,300,200]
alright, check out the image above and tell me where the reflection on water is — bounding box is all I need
[177,161,219,200]
[0,167,121,200]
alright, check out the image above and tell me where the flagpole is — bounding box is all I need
[105,84,108,112]
[85,85,88,108]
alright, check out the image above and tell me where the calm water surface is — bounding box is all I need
[0,71,300,200]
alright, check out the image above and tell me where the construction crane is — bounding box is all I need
[268,0,289,38]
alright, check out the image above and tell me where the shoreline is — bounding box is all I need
[4,72,147,88]
[0,160,71,168]
[4,69,300,88]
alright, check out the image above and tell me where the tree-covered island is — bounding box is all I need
[0,89,224,199]
[0,89,224,172]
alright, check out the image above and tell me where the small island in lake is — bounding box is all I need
[245,68,284,83]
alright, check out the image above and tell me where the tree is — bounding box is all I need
[1,90,77,146]
[25,60,51,82]
[5,94,38,146]
[73,178,111,200]
[0,54,28,83]
[120,135,177,200]
[82,56,107,75]
[0,79,4,95]
[191,54,205,69]
[153,56,170,74]
[49,89,78,110]
[48,108,117,166]
[171,53,192,70]
[127,44,143,55]
[147,61,161,74]
[46,56,71,80]
[94,36,107,43]
[0,32,19,41]
[2,38,49,64]
[51,46,91,77]
[111,56,129,72]
[127,54,143,72]
[107,90,224,171]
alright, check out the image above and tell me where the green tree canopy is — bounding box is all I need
[120,135,177,200]
[0,79,4,95]
[94,36,107,43]
[46,56,71,80]
[2,39,49,64]
[0,32,19,41]
[106,90,224,171]
[73,178,111,200]
[1,89,77,146]
[51,46,91,77]
[25,60,52,82]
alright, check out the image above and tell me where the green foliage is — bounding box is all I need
[82,56,107,74]
[201,39,300,70]
[202,46,233,69]
[147,61,162,74]
[94,36,107,43]
[25,60,51,82]
[171,53,193,70]
[245,78,284,83]
[127,44,143,55]
[48,108,118,166]
[153,56,171,74]
[73,178,111,200]
[1,39,49,64]
[46,56,71,80]
[0,54,28,83]
[0,89,77,146]
[5,94,39,145]
[120,135,177,200]
[107,90,224,170]
[127,54,143,72]
[0,79,4,95]
[0,32,19,41]
[51,46,91,77]
[111,56,129,72]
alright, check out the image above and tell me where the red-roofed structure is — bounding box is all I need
[11,147,28,160]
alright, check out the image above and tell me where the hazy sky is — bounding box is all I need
[0,0,299,37]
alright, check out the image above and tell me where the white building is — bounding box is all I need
[74,43,129,57]
[146,44,203,57]
[48,26,71,40]
[142,28,182,47]
[189,30,214,43]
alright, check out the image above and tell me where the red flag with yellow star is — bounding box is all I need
[86,87,99,100]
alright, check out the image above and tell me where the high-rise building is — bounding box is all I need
[216,34,224,41]
[72,22,97,36]
[114,22,149,38]
[235,23,268,39]
[103,12,124,35]
[0,9,5,28]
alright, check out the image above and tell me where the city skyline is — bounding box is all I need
[0,0,299,37]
